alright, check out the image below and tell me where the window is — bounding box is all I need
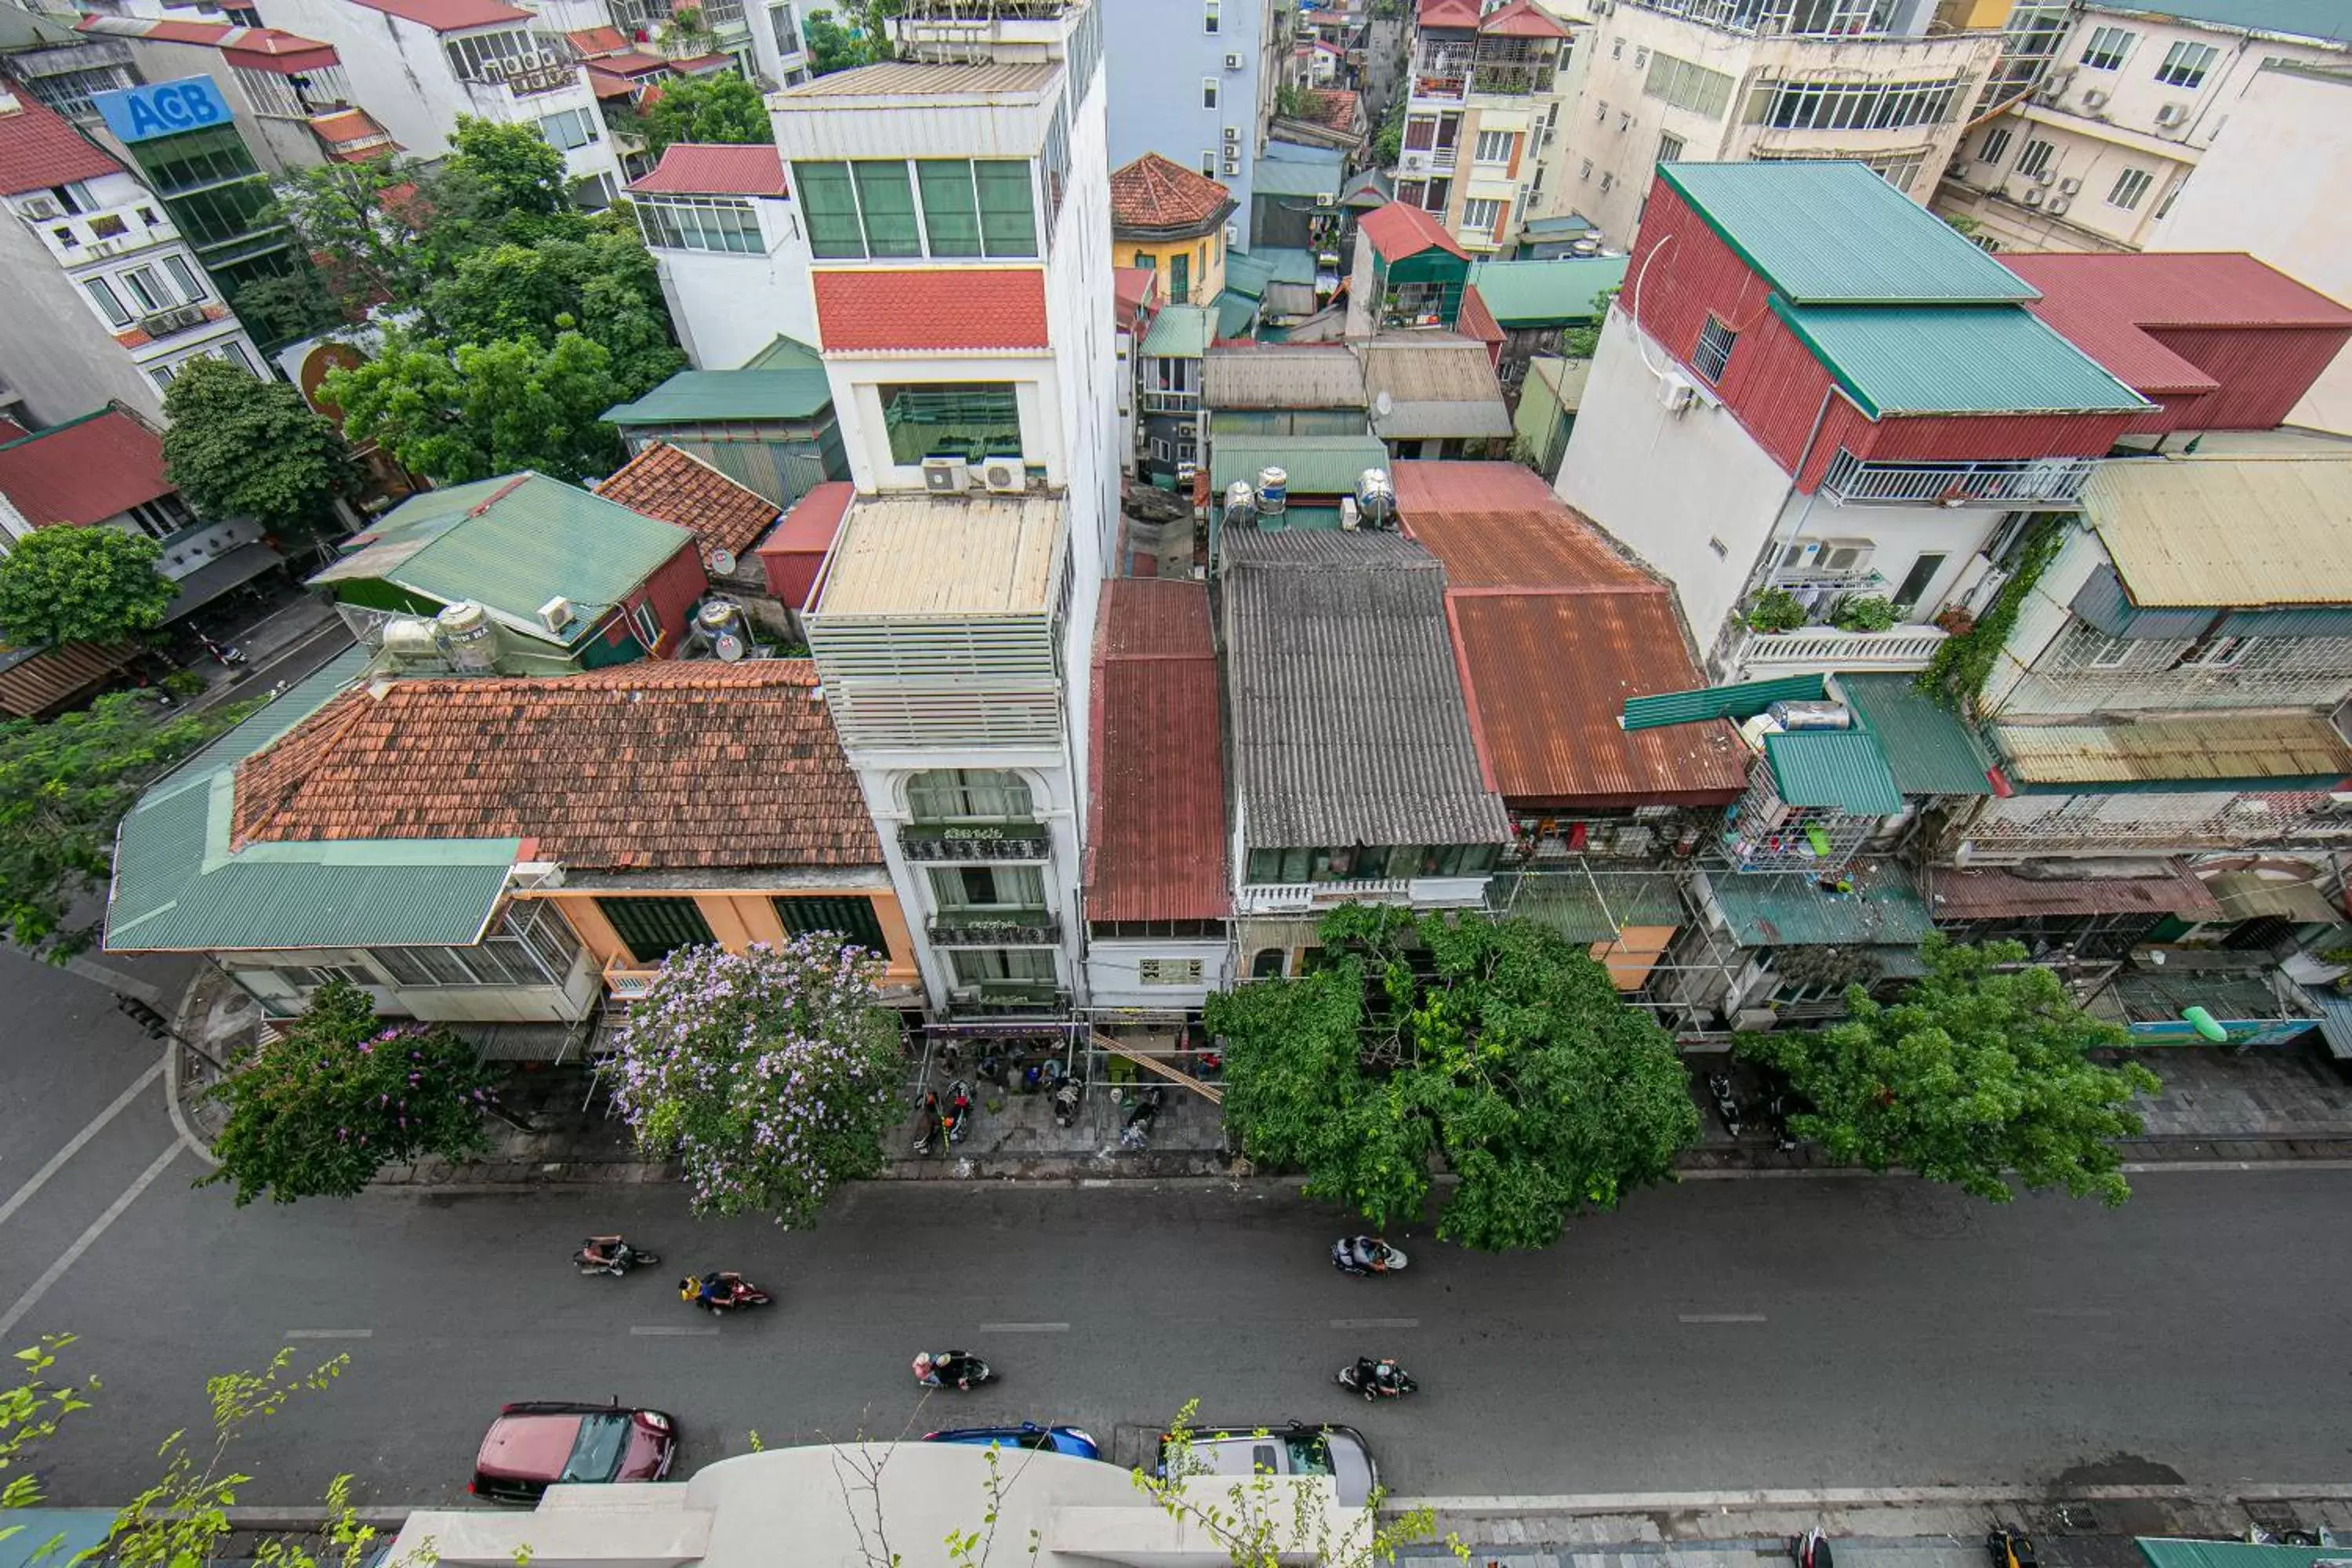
[595,897,714,966]
[149,368,176,394]
[949,949,1057,985]
[1202,77,1218,111]
[798,161,864,257]
[2015,138,2055,177]
[907,768,1033,821]
[82,277,130,328]
[770,2,798,53]
[773,895,886,953]
[638,194,763,253]
[853,160,920,257]
[126,495,197,541]
[974,159,1036,256]
[1657,131,1684,163]
[916,160,982,257]
[375,906,580,989]
[2177,634,2256,669]
[1200,149,1218,177]
[881,382,1022,466]
[1203,0,1219,31]
[630,601,662,651]
[1580,158,1593,180]
[800,158,1033,260]
[1461,196,1503,233]
[1749,75,1966,132]
[2079,24,2136,70]
[1474,129,1514,164]
[538,106,598,151]
[2085,631,2135,669]
[1979,126,2012,165]
[136,206,157,226]
[443,27,537,82]
[1599,172,1614,193]
[930,864,1047,912]
[1139,957,1205,985]
[1248,949,1286,978]
[1404,115,1436,151]
[120,267,169,312]
[162,255,205,301]
[1890,552,1944,613]
[1611,37,1623,56]
[2156,39,2217,87]
[1642,52,1736,117]
[1170,249,1190,303]
[1693,314,1736,382]
[2107,167,2153,209]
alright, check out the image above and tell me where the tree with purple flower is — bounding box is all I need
[612,938,899,1227]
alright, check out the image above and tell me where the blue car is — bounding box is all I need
[922,1422,1101,1460]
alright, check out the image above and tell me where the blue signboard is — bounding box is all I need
[91,76,234,146]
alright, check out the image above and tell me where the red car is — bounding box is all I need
[471,1400,677,1504]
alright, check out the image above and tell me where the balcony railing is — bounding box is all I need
[1821,452,2096,508]
[927,911,1061,946]
[1236,879,1410,915]
[900,822,1051,861]
[1140,390,1201,415]
[1471,61,1555,96]
[1739,624,1948,677]
[1410,74,1468,103]
[946,981,1071,1017]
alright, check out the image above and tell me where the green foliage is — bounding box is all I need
[1210,907,1700,1250]
[1921,516,2062,711]
[2,1336,98,1543]
[201,980,503,1205]
[324,331,630,485]
[804,5,891,74]
[162,358,354,537]
[1372,96,1406,168]
[424,231,686,397]
[1737,935,2161,1206]
[1743,586,1807,633]
[264,158,434,325]
[639,71,774,156]
[1830,593,1896,633]
[0,527,175,648]
[0,691,226,958]
[226,267,346,348]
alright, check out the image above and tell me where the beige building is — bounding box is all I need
[1394,0,1580,254]
[1934,1,2351,255]
[1543,0,1999,248]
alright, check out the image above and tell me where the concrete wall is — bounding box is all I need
[1083,937,1233,1011]
[742,0,815,89]
[648,193,817,369]
[1104,0,1265,250]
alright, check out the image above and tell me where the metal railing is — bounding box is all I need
[928,912,1062,946]
[1821,451,2097,507]
[1410,74,1468,103]
[1235,879,1410,915]
[900,822,1051,861]
[946,981,1072,1016]
[1739,625,1948,675]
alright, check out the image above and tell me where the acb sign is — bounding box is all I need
[93,77,234,147]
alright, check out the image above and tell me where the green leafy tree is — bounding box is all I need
[162,358,355,539]
[1737,935,2162,1206]
[0,691,226,958]
[2,1336,98,1545]
[804,6,888,74]
[225,266,346,347]
[1372,96,1406,167]
[424,231,685,397]
[1210,906,1700,1250]
[324,330,629,485]
[639,71,775,156]
[0,527,176,647]
[612,938,902,1227]
[265,158,435,323]
[438,116,577,229]
[201,980,503,1206]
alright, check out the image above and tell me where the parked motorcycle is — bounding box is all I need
[1119,1086,1163,1150]
[912,1350,994,1390]
[1791,1528,1835,1568]
[677,1271,771,1315]
[1336,1357,1417,1401]
[942,1078,974,1145]
[1051,1076,1083,1128]
[572,1236,659,1276]
[1987,1530,2038,1568]
[1330,1236,1409,1277]
[1708,1070,1745,1138]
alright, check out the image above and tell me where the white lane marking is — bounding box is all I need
[284,1329,373,1339]
[1678,1312,1767,1323]
[1330,1316,1420,1330]
[0,1142,184,1339]
[2027,1307,2114,1318]
[978,1322,1070,1334]
[630,1325,720,1338]
[0,1060,167,1229]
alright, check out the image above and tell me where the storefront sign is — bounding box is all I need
[93,78,232,146]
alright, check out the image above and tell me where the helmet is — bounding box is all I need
[913,1352,934,1372]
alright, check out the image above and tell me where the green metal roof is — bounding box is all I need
[1465,256,1630,328]
[1510,871,1685,942]
[1708,862,1931,948]
[1254,155,1344,201]
[1210,433,1392,498]
[315,474,697,644]
[1621,674,1825,732]
[1214,290,1259,341]
[1223,250,1276,300]
[1773,300,2151,419]
[1661,162,2041,306]
[742,332,827,371]
[2138,1544,2352,1568]
[2103,2,2352,42]
[1838,673,1993,797]
[1140,303,1214,359]
[103,648,520,954]
[1763,728,1904,815]
[601,367,834,425]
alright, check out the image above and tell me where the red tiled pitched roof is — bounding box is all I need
[1417,0,1482,27]
[0,409,174,528]
[629,143,789,198]
[1301,87,1359,132]
[813,269,1049,353]
[587,65,639,99]
[1479,0,1573,37]
[1454,281,1504,347]
[79,16,339,68]
[566,24,630,54]
[2008,251,2352,396]
[0,93,122,198]
[1359,200,1468,262]
[347,0,533,33]
[1109,152,1233,236]
[596,442,779,568]
[231,660,881,871]
[1086,579,1229,922]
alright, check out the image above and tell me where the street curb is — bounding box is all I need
[165,970,224,1170]
[1381,1483,2352,1515]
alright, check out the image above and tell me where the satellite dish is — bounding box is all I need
[714,630,746,662]
[709,547,737,575]
[1374,389,1394,418]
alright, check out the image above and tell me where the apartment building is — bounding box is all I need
[0,86,265,424]
[743,0,817,89]
[0,2,139,130]
[625,142,816,369]
[1103,0,1283,248]
[85,75,298,305]
[75,16,394,172]
[1395,0,1577,253]
[1547,0,1998,249]
[1934,0,2351,256]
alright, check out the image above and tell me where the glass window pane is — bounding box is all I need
[797,161,864,258]
[853,160,921,257]
[916,159,982,256]
[880,383,1021,466]
[163,255,205,300]
[83,278,131,327]
[975,160,1036,257]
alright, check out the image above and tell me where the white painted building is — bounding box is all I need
[626,142,815,368]
[743,0,818,89]
[1395,0,1580,254]
[0,87,265,426]
[72,16,392,174]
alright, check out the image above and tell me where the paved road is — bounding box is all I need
[9,956,2352,1508]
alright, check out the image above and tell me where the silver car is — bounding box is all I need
[1157,1422,1377,1507]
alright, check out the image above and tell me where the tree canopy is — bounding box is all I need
[1737,935,2161,1205]
[639,72,774,155]
[0,528,176,648]
[323,331,631,485]
[804,5,894,74]
[1210,906,1700,1250]
[423,230,685,396]
[161,358,354,539]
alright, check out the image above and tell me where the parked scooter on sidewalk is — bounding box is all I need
[1336,1356,1417,1400]
[942,1078,973,1145]
[1051,1076,1083,1128]
[678,1271,771,1314]
[573,1236,659,1276]
[1708,1070,1744,1138]
[1791,1527,1835,1568]
[912,1350,994,1390]
[1330,1236,1408,1276]
[196,632,246,666]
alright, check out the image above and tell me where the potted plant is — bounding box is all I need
[1831,594,1896,633]
[1933,604,1976,637]
[1745,588,1807,634]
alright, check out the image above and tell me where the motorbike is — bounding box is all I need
[1051,1076,1083,1128]
[1791,1528,1835,1568]
[572,1237,659,1276]
[912,1091,943,1155]
[196,633,246,666]
[1120,1086,1163,1150]
[678,1272,772,1315]
[912,1350,995,1390]
[1987,1531,2038,1568]
[1330,1236,1409,1277]
[1708,1070,1744,1138]
[941,1078,974,1145]
[1336,1357,1418,1401]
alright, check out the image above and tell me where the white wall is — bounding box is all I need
[743,0,815,89]
[1084,938,1233,1011]
[823,353,1063,492]
[649,194,816,368]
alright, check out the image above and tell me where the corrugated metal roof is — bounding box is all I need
[2138,1542,2352,1568]
[1662,162,2040,306]
[1509,871,1686,942]
[1362,338,1512,437]
[1139,303,1214,359]
[2069,564,2230,639]
[1359,201,1468,263]
[1253,152,1344,201]
[1209,433,1390,495]
[1621,674,1826,731]
[1465,256,1630,327]
[1222,250,1276,299]
[1086,580,1229,922]
[1838,673,1993,797]
[816,492,1061,618]
[1706,861,1931,948]
[2205,870,2343,925]
[1772,300,2150,418]
[743,334,825,371]
[1203,346,1367,410]
[780,60,1057,98]
[2083,455,2352,608]
[1215,291,1258,340]
[1992,713,2352,786]
[1763,729,1904,815]
[2096,2,2352,43]
[1926,861,2220,919]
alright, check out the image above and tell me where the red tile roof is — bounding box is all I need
[813,268,1050,353]
[1115,266,1159,333]
[595,442,779,568]
[1454,281,1504,347]
[629,143,789,198]
[1417,0,1483,27]
[347,0,534,33]
[310,108,396,159]
[2008,251,2352,396]
[1926,862,2220,919]
[233,660,880,871]
[80,16,339,68]
[1109,152,1234,236]
[1479,0,1573,37]
[0,93,122,198]
[1301,87,1359,132]
[0,409,175,528]
[566,24,630,53]
[1359,200,1468,263]
[1087,579,1229,922]
[586,65,639,99]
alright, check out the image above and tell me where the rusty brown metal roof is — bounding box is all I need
[1926,861,2220,920]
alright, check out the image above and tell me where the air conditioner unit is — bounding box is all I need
[2034,169,2055,185]
[1224,125,1240,143]
[949,985,981,1004]
[980,457,1025,494]
[2058,176,2082,195]
[2033,81,2061,103]
[1224,51,1244,70]
[1658,372,1696,413]
[2022,187,2045,207]
[1314,191,1334,205]
[2046,195,2071,215]
[2081,88,2108,110]
[2154,101,2188,127]
[922,455,970,492]
[1225,220,1240,245]
[1817,539,1874,572]
[1224,156,1242,175]
[20,196,60,220]
[537,595,575,633]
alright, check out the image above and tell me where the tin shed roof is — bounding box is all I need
[1763,729,1904,815]
[1837,673,1994,797]
[1361,338,1512,438]
[1926,862,2220,919]
[1707,861,1931,948]
[1209,433,1390,495]
[1991,713,2352,787]
[1086,580,1229,922]
[2083,455,2352,608]
[1203,346,1367,409]
[602,368,833,424]
[1465,256,1630,326]
[1770,301,2149,417]
[1622,675,1828,731]
[1139,303,1214,359]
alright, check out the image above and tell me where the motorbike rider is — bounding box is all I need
[1352,1356,1403,1393]
[1349,1236,1391,1273]
[681,1272,746,1311]
[580,1235,627,1267]
[913,1350,978,1388]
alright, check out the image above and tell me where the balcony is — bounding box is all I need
[927,910,1061,946]
[946,980,1071,1017]
[899,822,1051,862]
[139,304,213,342]
[1470,60,1555,98]
[1820,452,2097,509]
[1236,879,1408,915]
[34,201,176,267]
[1738,624,1948,677]
[1410,74,1468,104]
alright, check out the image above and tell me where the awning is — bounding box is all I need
[1508,871,1684,943]
[163,541,284,622]
[1621,674,1826,732]
[1706,862,1931,948]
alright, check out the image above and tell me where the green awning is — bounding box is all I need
[1764,729,1904,815]
[1509,872,1684,942]
[1140,303,1214,359]
[2140,1541,2352,1568]
[1621,674,1825,732]
[1838,673,1993,797]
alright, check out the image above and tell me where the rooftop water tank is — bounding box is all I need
[1255,466,1288,517]
[1356,467,1396,528]
[434,601,499,673]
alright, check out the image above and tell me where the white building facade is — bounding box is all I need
[626,144,816,368]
